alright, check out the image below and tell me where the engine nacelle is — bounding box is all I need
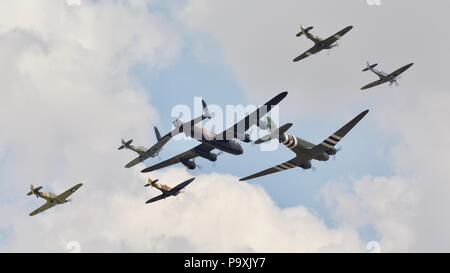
[195,149,217,162]
[300,162,312,170]
[315,152,330,161]
[181,159,196,170]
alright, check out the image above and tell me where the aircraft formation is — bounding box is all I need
[28,24,414,216]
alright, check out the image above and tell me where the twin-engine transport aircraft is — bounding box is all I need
[361,62,414,90]
[293,25,353,62]
[119,100,211,168]
[145,177,195,204]
[239,110,369,181]
[27,183,83,216]
[141,92,288,173]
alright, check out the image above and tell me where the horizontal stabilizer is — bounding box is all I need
[362,63,378,72]
[118,139,133,150]
[27,186,42,195]
[145,179,159,187]
[296,26,313,37]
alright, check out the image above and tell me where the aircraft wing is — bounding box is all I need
[125,156,147,168]
[239,158,299,181]
[146,194,169,204]
[322,26,353,46]
[361,79,387,90]
[54,183,83,203]
[146,132,172,154]
[310,110,369,155]
[217,92,288,141]
[170,178,195,194]
[293,44,322,62]
[387,63,414,79]
[29,201,57,216]
[141,143,214,173]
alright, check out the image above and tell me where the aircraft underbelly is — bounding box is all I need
[208,140,243,155]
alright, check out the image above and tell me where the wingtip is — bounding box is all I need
[361,109,370,116]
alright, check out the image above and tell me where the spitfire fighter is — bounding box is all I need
[239,110,369,181]
[144,177,195,204]
[361,62,414,90]
[141,92,288,173]
[27,183,83,216]
[119,100,211,168]
[293,25,353,62]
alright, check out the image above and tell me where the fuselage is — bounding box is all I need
[281,133,333,168]
[183,126,244,155]
[34,192,65,204]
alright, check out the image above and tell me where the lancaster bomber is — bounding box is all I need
[293,25,353,62]
[119,100,211,168]
[27,183,83,216]
[239,110,369,181]
[141,92,288,173]
[361,62,414,90]
[144,177,195,204]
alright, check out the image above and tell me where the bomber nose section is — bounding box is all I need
[235,142,244,155]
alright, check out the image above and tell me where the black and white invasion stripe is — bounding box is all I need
[281,134,298,150]
[274,161,297,171]
[321,134,342,149]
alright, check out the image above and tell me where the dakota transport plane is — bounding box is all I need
[240,110,369,181]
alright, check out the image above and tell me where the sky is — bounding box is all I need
[0,0,449,252]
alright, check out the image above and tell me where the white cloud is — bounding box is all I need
[176,0,450,252]
[1,169,364,252]
[0,0,366,252]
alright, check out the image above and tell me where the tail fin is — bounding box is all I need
[255,117,293,144]
[296,26,313,37]
[202,99,211,119]
[154,127,161,141]
[362,62,378,72]
[118,139,133,150]
[145,177,159,187]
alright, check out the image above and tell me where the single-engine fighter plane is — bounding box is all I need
[27,183,83,216]
[119,100,211,168]
[361,62,414,90]
[293,25,353,62]
[141,92,288,173]
[239,110,369,181]
[144,177,195,204]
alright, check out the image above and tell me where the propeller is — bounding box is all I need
[389,80,399,87]
[332,147,343,161]
[327,42,339,56]
[212,151,224,167]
